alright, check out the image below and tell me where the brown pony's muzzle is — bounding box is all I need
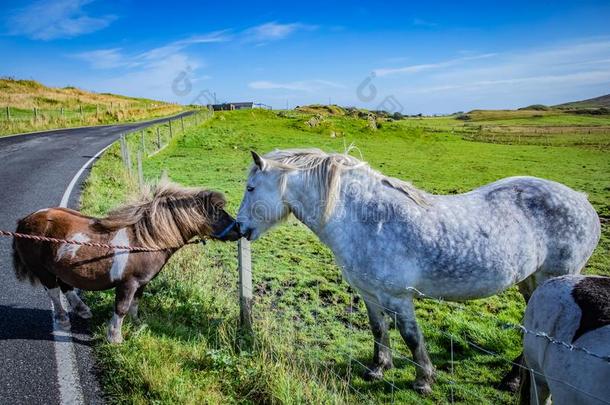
[210,211,241,241]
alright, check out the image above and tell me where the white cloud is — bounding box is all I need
[249,79,343,92]
[73,31,230,70]
[243,22,316,43]
[383,38,610,112]
[400,70,610,95]
[72,48,126,69]
[7,0,116,40]
[137,31,230,61]
[422,39,610,88]
[374,53,497,77]
[86,53,200,102]
[71,32,231,102]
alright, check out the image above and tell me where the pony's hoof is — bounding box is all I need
[76,306,93,319]
[363,367,385,381]
[54,315,71,331]
[413,381,433,395]
[497,376,520,393]
[107,332,123,344]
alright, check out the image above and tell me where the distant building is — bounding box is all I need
[209,102,254,111]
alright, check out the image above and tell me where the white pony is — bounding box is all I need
[520,275,610,405]
[236,148,600,394]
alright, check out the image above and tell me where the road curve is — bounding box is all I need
[0,112,193,404]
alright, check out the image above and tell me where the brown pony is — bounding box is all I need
[12,181,240,343]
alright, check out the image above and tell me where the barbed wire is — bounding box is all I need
[404,285,610,364]
[243,277,610,365]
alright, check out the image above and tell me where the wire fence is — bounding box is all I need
[234,272,610,404]
[116,108,214,189]
[1,102,175,122]
[0,102,185,136]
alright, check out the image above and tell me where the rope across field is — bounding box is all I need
[0,230,205,251]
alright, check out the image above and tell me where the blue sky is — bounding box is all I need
[2,0,610,113]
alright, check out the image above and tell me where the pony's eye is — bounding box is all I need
[247,186,255,192]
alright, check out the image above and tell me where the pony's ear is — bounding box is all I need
[251,151,268,171]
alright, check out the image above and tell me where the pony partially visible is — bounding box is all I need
[520,275,610,405]
[236,148,600,394]
[12,180,240,343]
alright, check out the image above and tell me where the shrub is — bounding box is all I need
[518,104,551,111]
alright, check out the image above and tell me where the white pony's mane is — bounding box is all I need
[256,147,429,221]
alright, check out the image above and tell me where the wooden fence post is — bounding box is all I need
[238,239,253,334]
[169,120,173,137]
[33,107,38,121]
[125,138,133,175]
[119,135,128,167]
[181,116,185,132]
[96,104,99,118]
[137,151,144,188]
[60,107,64,119]
[156,127,161,149]
[6,106,10,121]
[79,105,83,120]
[140,130,145,154]
[120,134,132,176]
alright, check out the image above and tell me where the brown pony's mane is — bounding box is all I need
[93,180,225,249]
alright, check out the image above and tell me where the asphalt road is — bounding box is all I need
[0,112,193,404]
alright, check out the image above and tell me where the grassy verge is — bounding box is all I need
[0,78,187,136]
[80,109,609,404]
[0,105,188,137]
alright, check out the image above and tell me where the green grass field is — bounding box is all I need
[80,109,610,404]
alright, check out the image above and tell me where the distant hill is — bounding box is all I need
[554,94,610,109]
[0,77,186,136]
[0,77,175,109]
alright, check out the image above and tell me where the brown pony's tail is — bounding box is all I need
[12,219,40,285]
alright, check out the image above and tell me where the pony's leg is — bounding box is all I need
[393,298,435,394]
[107,282,139,344]
[517,364,552,405]
[45,286,71,330]
[58,281,92,319]
[37,271,71,330]
[128,285,146,322]
[517,275,537,303]
[362,300,393,380]
[500,357,524,392]
[500,275,539,392]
